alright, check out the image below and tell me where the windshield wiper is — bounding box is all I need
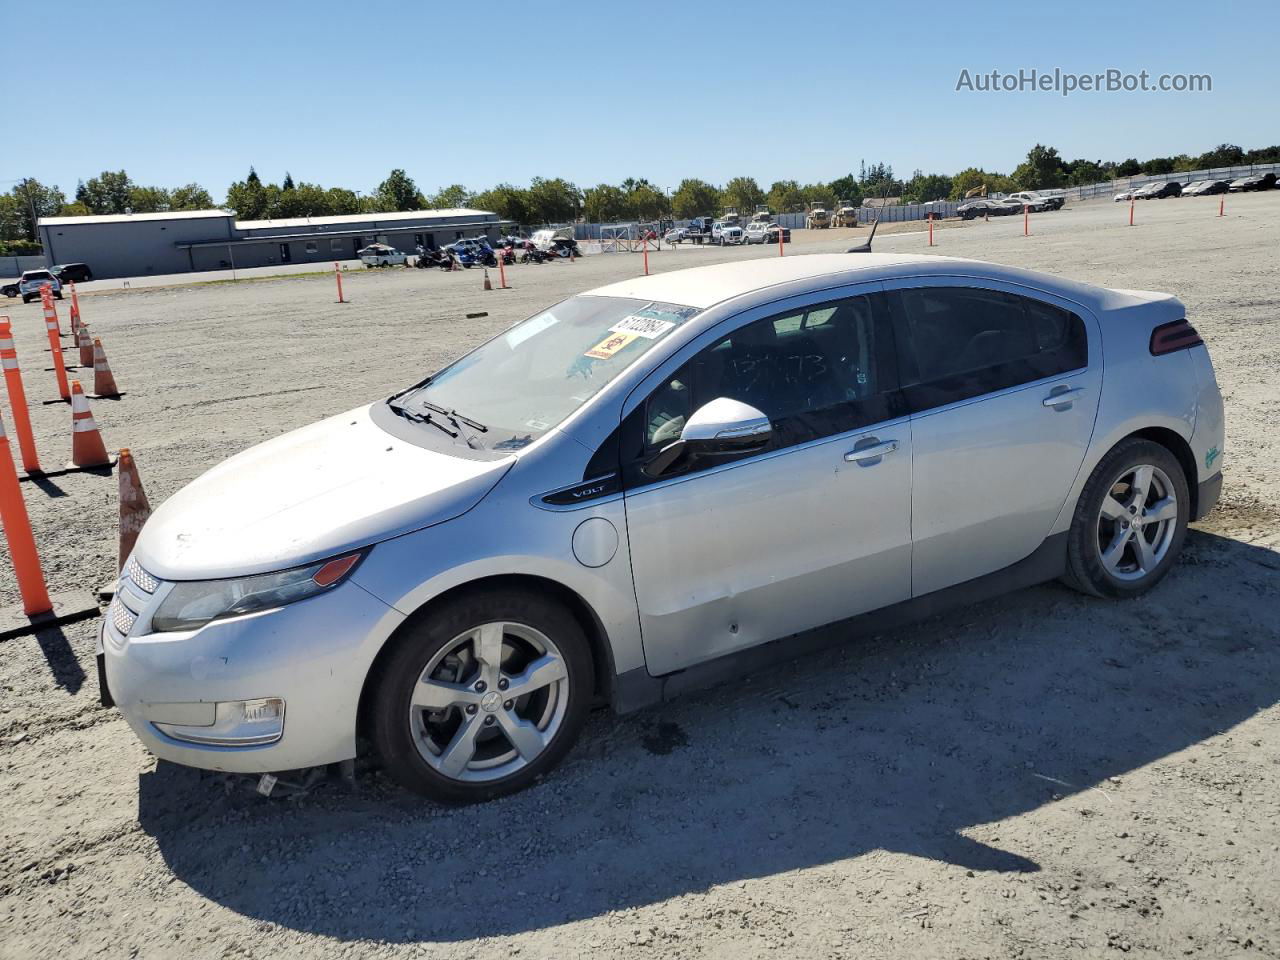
[417,399,488,433]
[387,398,458,438]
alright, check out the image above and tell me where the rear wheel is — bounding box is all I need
[371,588,593,803]
[1064,438,1189,598]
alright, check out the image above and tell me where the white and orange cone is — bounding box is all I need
[78,324,94,368]
[117,448,151,571]
[91,338,121,398]
[68,381,111,469]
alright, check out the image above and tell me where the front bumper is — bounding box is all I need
[102,564,403,774]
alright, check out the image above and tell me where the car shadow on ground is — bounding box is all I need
[137,529,1278,943]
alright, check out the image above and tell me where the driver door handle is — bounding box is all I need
[1043,387,1085,408]
[844,439,899,463]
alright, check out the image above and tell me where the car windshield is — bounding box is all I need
[397,296,699,450]
[24,272,52,281]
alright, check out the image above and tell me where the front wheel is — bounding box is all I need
[371,588,593,803]
[1064,438,1189,599]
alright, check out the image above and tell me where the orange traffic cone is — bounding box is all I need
[78,324,94,368]
[91,338,121,398]
[0,409,52,617]
[117,448,151,571]
[68,381,112,469]
[483,268,493,291]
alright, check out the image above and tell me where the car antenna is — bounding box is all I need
[847,176,891,254]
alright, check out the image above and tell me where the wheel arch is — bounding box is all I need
[355,573,617,751]
[1125,425,1199,517]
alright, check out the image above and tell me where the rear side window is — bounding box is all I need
[892,286,1087,412]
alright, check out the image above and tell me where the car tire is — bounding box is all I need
[55,291,63,300]
[1063,437,1190,600]
[370,586,594,804]
[22,295,31,303]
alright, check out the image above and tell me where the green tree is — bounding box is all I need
[584,184,629,222]
[765,180,802,212]
[526,177,582,224]
[1063,159,1105,186]
[1140,156,1175,175]
[324,187,363,215]
[1011,144,1067,189]
[1196,143,1245,168]
[719,176,765,215]
[801,183,837,209]
[9,178,66,239]
[826,174,862,206]
[470,184,532,225]
[375,169,425,210]
[127,185,171,213]
[429,183,469,210]
[274,182,333,218]
[859,162,901,198]
[671,178,719,219]
[281,171,295,191]
[225,175,270,219]
[901,171,953,203]
[1115,158,1141,177]
[169,183,215,210]
[626,183,667,220]
[77,170,133,214]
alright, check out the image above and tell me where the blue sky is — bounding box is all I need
[12,0,1277,202]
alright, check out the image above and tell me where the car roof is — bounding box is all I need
[583,252,1148,313]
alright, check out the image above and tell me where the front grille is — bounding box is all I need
[111,598,137,636]
[126,556,159,594]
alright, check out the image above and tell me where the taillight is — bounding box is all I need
[1149,319,1203,356]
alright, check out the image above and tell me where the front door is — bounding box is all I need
[884,279,1102,596]
[623,290,913,676]
[278,243,292,264]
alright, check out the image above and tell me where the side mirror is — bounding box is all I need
[644,397,772,477]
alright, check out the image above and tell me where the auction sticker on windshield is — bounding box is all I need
[585,331,639,359]
[610,314,676,339]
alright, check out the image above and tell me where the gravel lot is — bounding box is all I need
[3,193,1279,959]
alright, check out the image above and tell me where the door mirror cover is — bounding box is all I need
[681,397,772,448]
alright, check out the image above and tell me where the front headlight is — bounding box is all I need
[150,552,365,633]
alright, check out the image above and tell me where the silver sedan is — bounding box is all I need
[102,253,1225,803]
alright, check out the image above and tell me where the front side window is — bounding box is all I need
[396,297,698,451]
[640,293,897,460]
[892,286,1087,412]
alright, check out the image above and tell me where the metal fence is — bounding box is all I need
[1,254,47,278]
[1061,163,1280,201]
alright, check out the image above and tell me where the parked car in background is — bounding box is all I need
[1114,190,1134,202]
[1,280,18,298]
[1007,191,1064,212]
[712,221,745,245]
[664,227,689,245]
[1134,182,1181,199]
[1228,173,1277,192]
[358,244,408,268]
[100,253,1224,803]
[1181,180,1231,197]
[958,198,1016,219]
[18,269,62,303]
[52,262,93,283]
[744,221,790,244]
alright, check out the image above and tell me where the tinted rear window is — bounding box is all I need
[894,287,1088,412]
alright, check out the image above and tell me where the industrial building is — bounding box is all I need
[36,208,505,280]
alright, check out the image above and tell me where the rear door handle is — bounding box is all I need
[1043,387,1085,407]
[844,439,899,463]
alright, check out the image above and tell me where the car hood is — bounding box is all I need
[134,404,514,581]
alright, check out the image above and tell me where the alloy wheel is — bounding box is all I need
[408,622,569,782]
[1095,463,1179,581]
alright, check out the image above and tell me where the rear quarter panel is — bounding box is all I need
[1049,294,1199,535]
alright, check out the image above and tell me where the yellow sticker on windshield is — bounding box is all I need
[584,331,638,359]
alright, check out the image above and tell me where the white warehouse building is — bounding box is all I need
[37,208,506,280]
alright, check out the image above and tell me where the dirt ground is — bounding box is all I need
[2,193,1279,959]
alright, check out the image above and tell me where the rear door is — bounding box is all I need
[883,278,1101,597]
